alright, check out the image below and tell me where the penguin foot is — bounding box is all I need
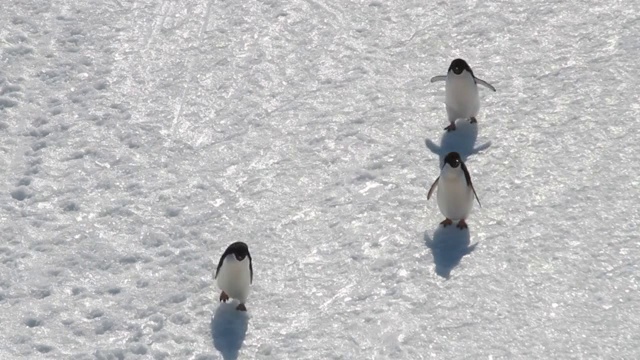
[236,303,247,312]
[456,219,468,229]
[440,218,453,227]
[219,291,229,303]
[444,123,456,132]
[469,117,477,124]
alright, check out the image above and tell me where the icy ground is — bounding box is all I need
[1,0,639,358]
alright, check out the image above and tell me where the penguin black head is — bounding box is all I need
[224,241,250,261]
[448,58,472,76]
[444,152,462,168]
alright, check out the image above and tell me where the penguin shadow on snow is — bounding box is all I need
[425,119,491,167]
[424,225,477,279]
[211,302,249,360]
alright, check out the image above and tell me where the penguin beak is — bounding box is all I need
[235,254,246,261]
[453,67,462,75]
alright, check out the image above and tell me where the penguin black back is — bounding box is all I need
[448,58,473,76]
[215,242,253,282]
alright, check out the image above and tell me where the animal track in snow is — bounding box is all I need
[24,317,43,328]
[0,97,18,109]
[10,186,32,201]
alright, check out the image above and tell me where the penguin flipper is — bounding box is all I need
[430,75,447,83]
[214,252,230,280]
[461,162,481,207]
[471,183,481,208]
[476,78,496,92]
[427,177,439,200]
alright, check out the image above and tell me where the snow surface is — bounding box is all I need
[1,0,639,358]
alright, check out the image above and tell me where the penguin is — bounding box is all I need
[427,152,481,229]
[214,241,253,311]
[430,58,495,132]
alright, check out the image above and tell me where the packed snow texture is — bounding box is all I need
[1,0,639,358]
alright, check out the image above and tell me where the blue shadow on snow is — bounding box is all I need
[425,119,491,167]
[424,225,477,279]
[211,302,249,360]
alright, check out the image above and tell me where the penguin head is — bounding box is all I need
[443,152,463,169]
[224,241,251,262]
[448,58,472,76]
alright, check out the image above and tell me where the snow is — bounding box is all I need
[1,0,639,358]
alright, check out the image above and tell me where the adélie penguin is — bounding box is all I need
[427,152,481,229]
[214,241,253,311]
[430,58,496,132]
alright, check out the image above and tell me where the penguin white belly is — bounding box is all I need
[217,258,251,302]
[445,76,480,121]
[436,175,473,220]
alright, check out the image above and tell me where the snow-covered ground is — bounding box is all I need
[1,0,639,358]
